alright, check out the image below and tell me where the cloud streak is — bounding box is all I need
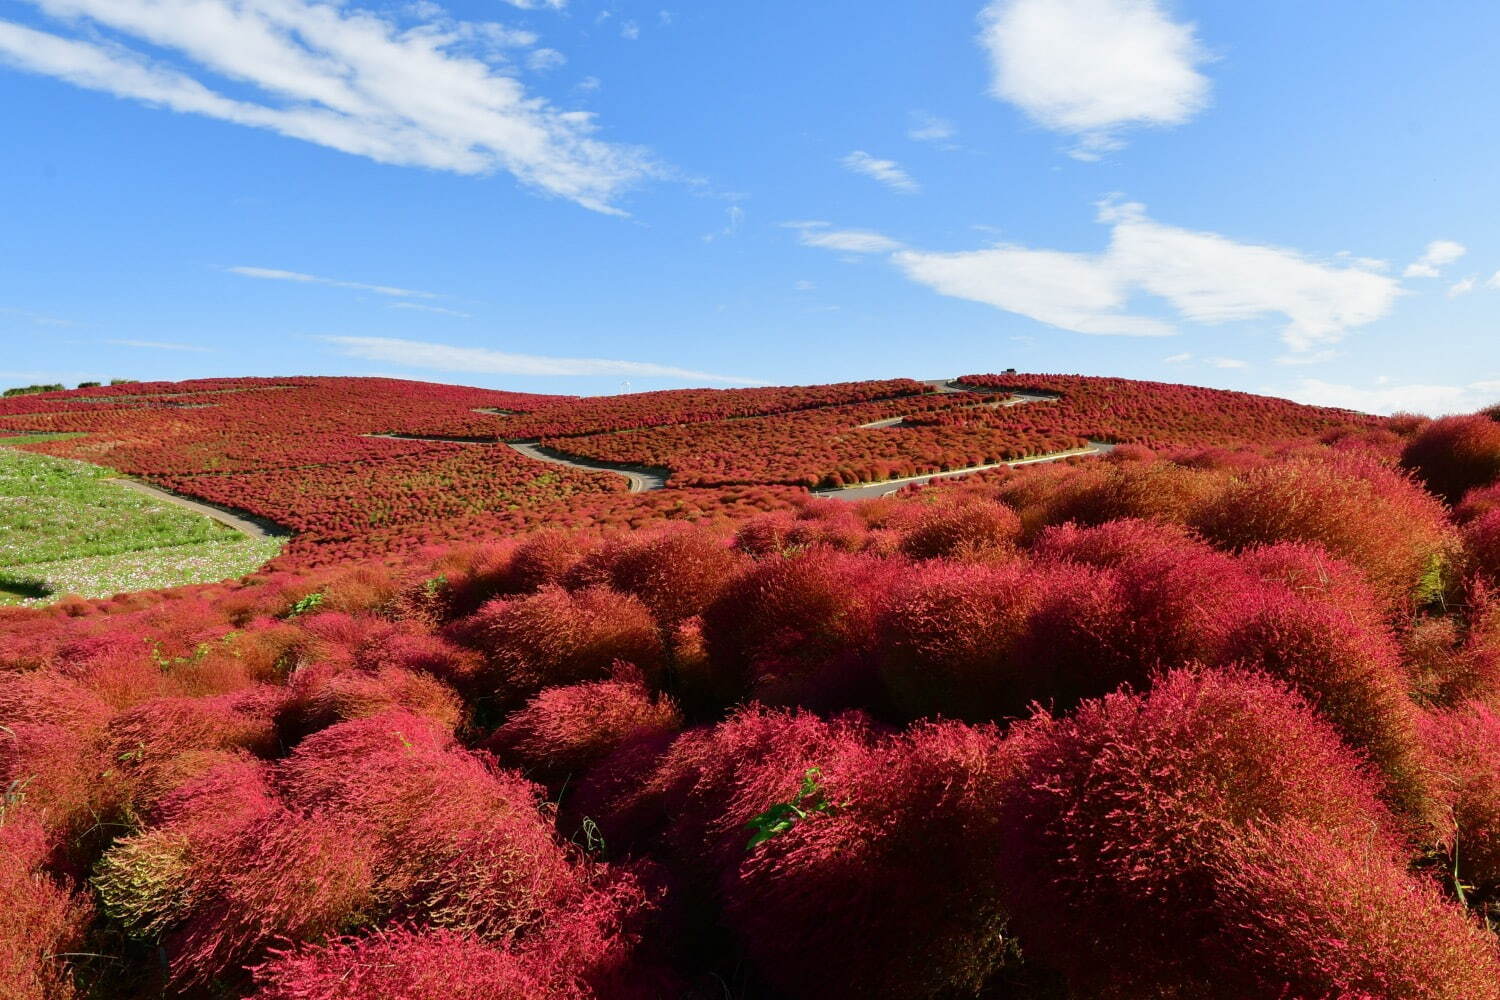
[321,335,766,385]
[105,338,212,352]
[1404,239,1467,278]
[809,199,1402,351]
[227,266,439,299]
[0,0,654,212]
[841,151,919,193]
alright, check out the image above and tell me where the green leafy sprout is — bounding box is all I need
[745,767,843,851]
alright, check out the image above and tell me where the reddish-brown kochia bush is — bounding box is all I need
[1422,702,1500,891]
[460,586,666,706]
[165,810,377,986]
[0,812,94,1000]
[1212,819,1500,1000]
[563,528,742,629]
[700,550,904,710]
[1195,453,1457,609]
[875,560,1044,722]
[722,722,1020,999]
[282,663,465,739]
[1401,413,1500,504]
[249,926,576,1000]
[1224,592,1440,830]
[895,497,1021,561]
[994,668,1406,997]
[487,669,682,787]
[276,711,584,944]
[1464,508,1500,583]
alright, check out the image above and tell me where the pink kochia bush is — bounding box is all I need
[458,586,666,706]
[1401,413,1500,504]
[0,812,94,1000]
[487,667,683,788]
[994,667,1499,998]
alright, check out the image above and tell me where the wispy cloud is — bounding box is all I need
[390,302,472,318]
[978,0,1210,158]
[1284,377,1500,416]
[500,0,565,8]
[105,338,212,352]
[321,335,765,385]
[808,199,1402,351]
[1404,239,1466,278]
[907,112,956,144]
[0,0,653,213]
[783,221,904,254]
[841,151,919,193]
[0,306,74,327]
[1449,276,1477,298]
[227,266,439,299]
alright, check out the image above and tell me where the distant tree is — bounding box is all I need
[109,378,136,386]
[77,381,101,389]
[1,383,64,397]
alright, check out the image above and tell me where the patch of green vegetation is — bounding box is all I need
[0,536,283,606]
[0,448,236,565]
[0,432,86,446]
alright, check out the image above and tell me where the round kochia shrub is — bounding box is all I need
[565,527,741,626]
[461,586,665,706]
[895,496,1021,561]
[875,560,1044,722]
[1422,702,1500,891]
[1194,453,1456,608]
[487,668,682,787]
[0,812,94,1000]
[995,667,1424,998]
[1400,413,1500,504]
[723,721,1020,1000]
[1224,591,1440,830]
[700,549,904,710]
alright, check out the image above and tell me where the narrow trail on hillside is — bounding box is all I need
[505,441,669,493]
[814,440,1117,501]
[111,479,292,540]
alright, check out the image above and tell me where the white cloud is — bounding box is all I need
[1404,239,1466,278]
[893,244,1172,336]
[871,200,1400,350]
[227,266,439,299]
[0,1,652,213]
[785,222,904,254]
[978,0,1210,156]
[1205,356,1247,369]
[0,307,74,327]
[321,335,765,385]
[390,302,472,318]
[1449,276,1477,298]
[907,112,956,144]
[1101,199,1400,352]
[841,151,919,193]
[621,21,640,40]
[1284,377,1500,417]
[499,0,565,10]
[527,48,566,71]
[1164,352,1192,363]
[105,338,211,351]
[793,280,815,292]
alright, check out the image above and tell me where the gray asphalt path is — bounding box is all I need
[110,478,292,539]
[505,441,669,492]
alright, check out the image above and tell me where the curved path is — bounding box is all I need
[814,440,1116,502]
[505,441,669,493]
[111,478,292,539]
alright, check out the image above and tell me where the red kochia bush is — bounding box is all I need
[1195,453,1456,609]
[723,722,1019,999]
[461,586,665,706]
[1224,591,1439,829]
[0,812,93,1000]
[1213,819,1500,1000]
[276,711,583,943]
[1401,413,1500,504]
[487,668,682,787]
[876,560,1044,722]
[250,926,575,1000]
[896,497,1021,561]
[1464,508,1500,583]
[995,667,1403,998]
[165,810,376,986]
[282,663,464,739]
[565,528,741,626]
[1422,702,1500,890]
[700,550,904,710]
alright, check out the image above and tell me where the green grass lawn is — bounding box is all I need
[0,448,281,603]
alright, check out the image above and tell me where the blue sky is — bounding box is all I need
[1,0,1497,413]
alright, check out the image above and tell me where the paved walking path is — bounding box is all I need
[505,441,669,493]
